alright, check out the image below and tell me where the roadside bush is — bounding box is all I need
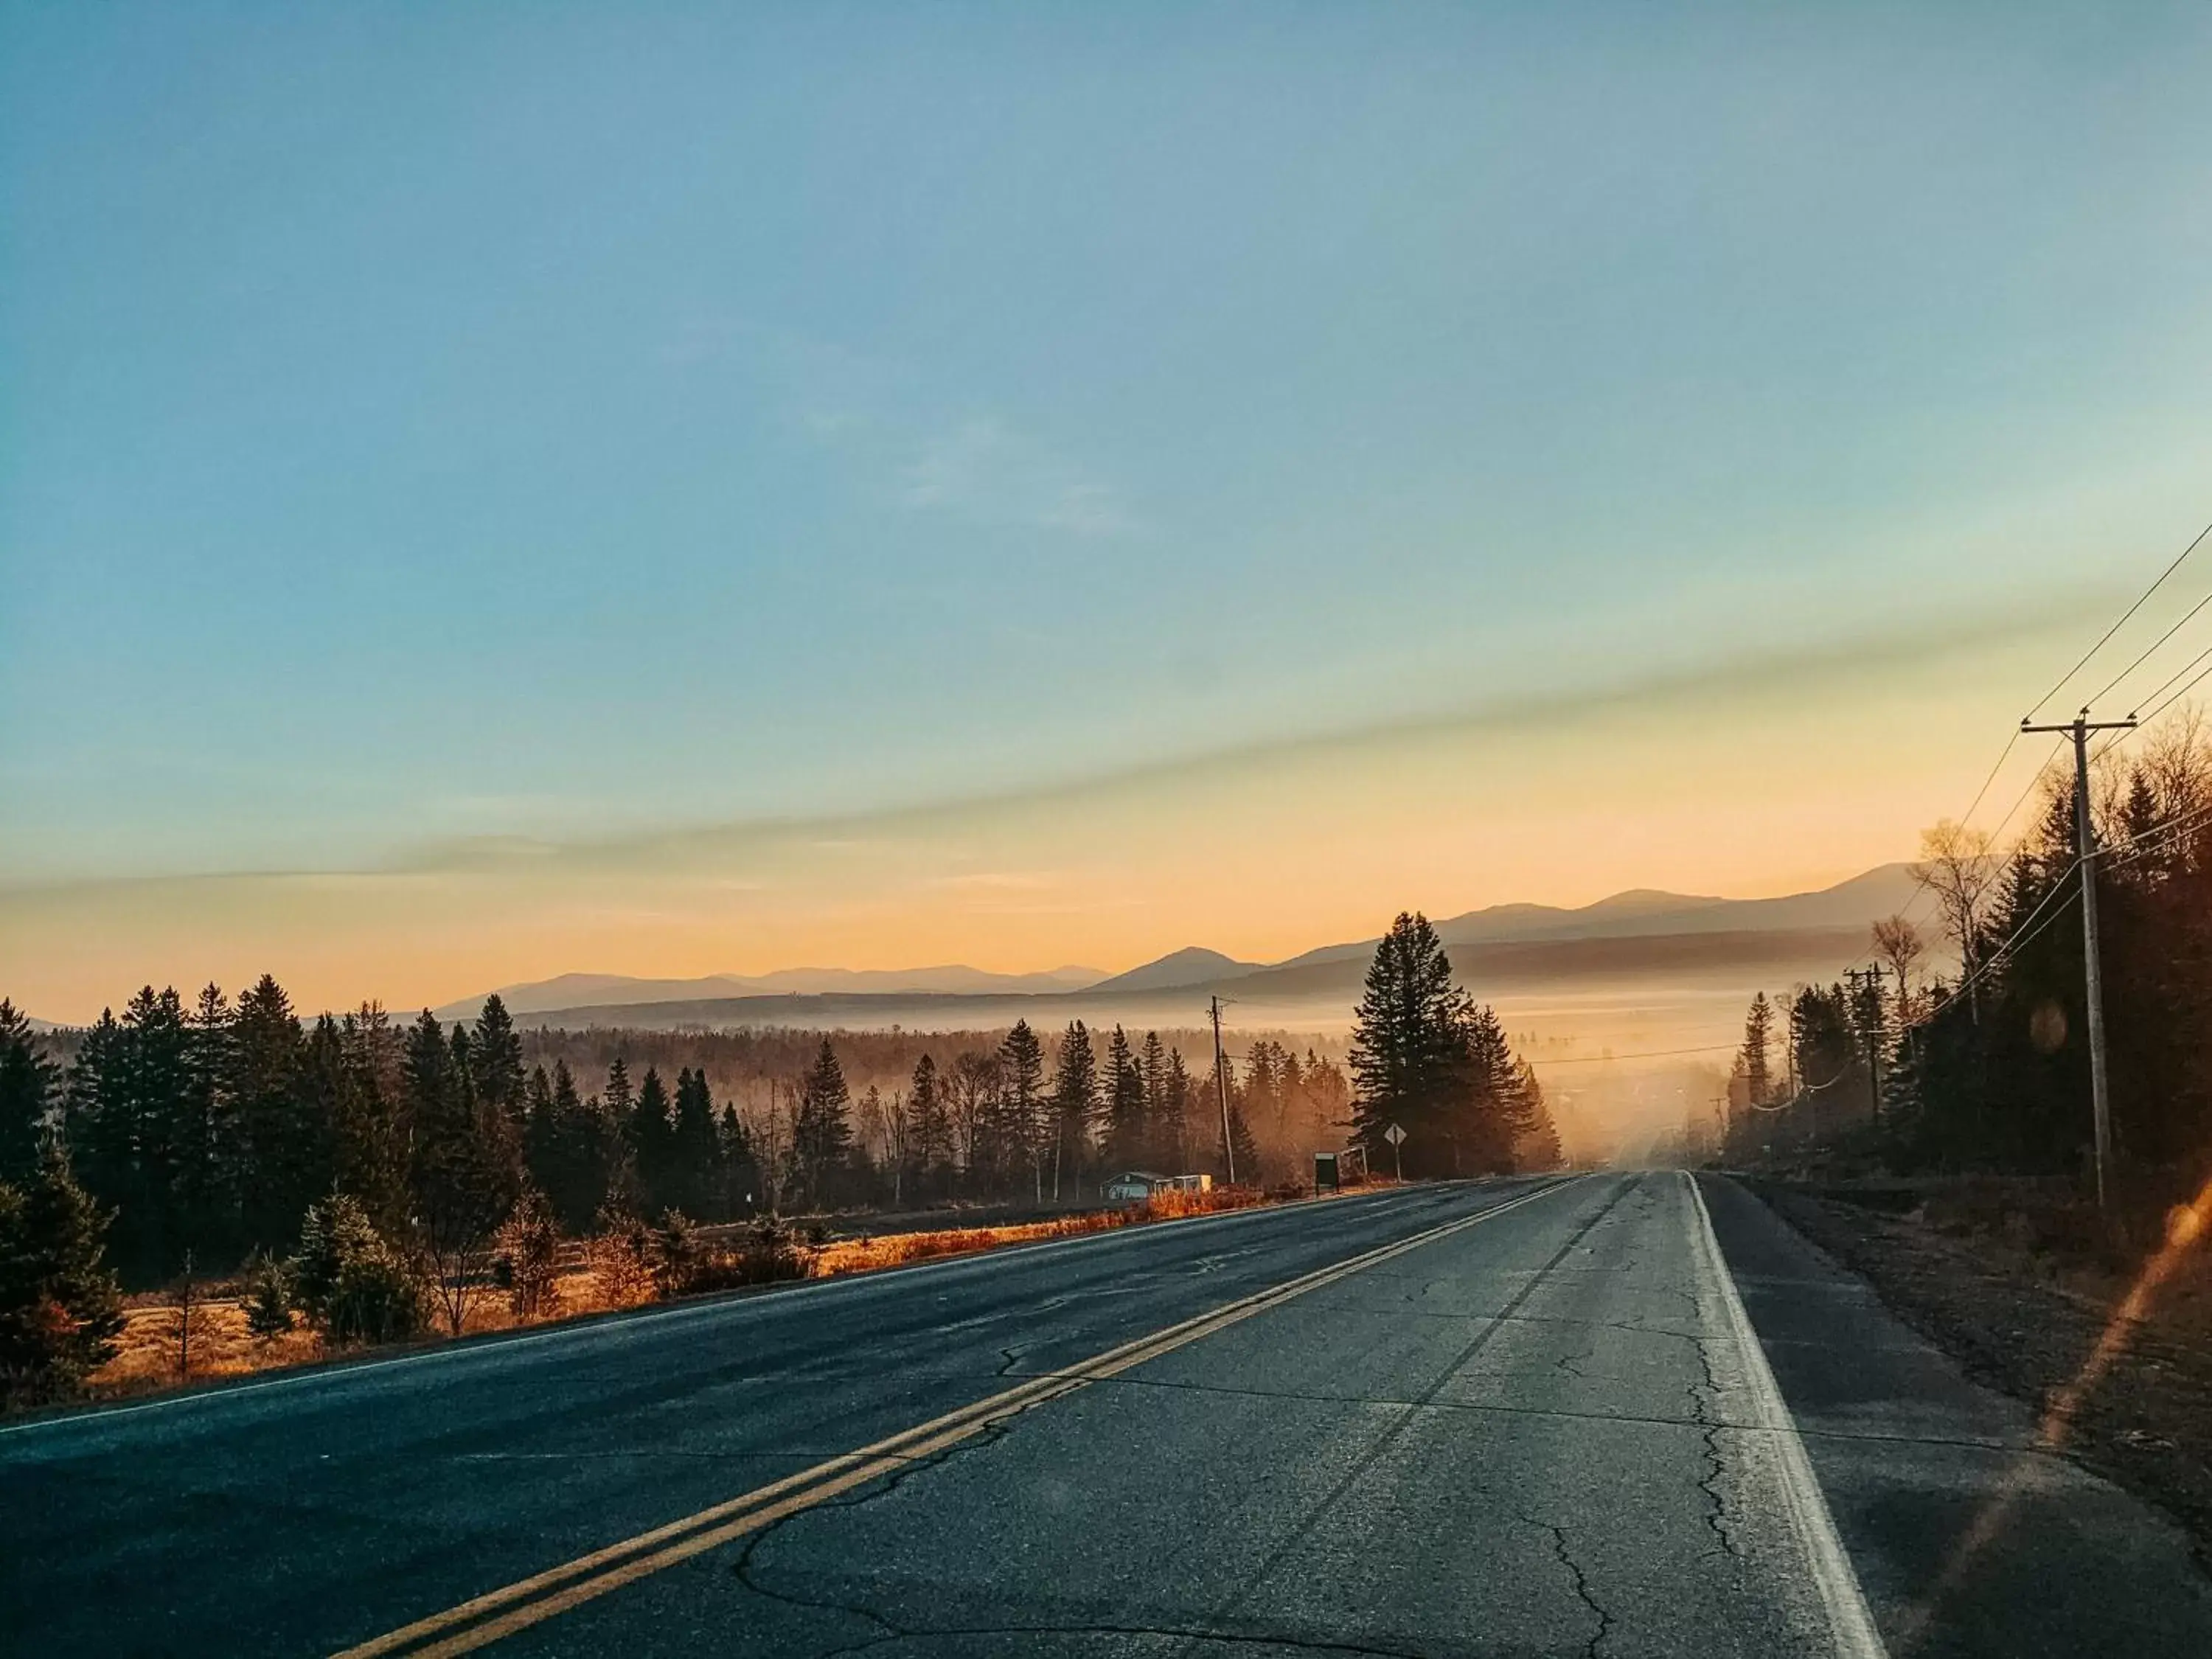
[650,1211,700,1298]
[493,1186,563,1320]
[587,1206,657,1308]
[291,1194,424,1346]
[242,1251,295,1341]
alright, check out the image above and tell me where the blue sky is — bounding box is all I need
[5,4,2212,1011]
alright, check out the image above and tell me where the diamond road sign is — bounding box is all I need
[1382,1122,1406,1147]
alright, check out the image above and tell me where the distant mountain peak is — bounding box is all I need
[1090,946,1265,995]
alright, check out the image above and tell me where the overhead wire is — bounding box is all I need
[2023,517,2212,721]
[2087,585,2212,710]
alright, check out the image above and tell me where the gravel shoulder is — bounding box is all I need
[1749,1180,2212,1568]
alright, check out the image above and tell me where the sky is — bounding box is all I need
[5,3,2212,1020]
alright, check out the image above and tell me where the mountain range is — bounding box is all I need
[436,863,1922,1030]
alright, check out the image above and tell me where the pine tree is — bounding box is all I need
[998,1022,1047,1200]
[717,1102,759,1216]
[669,1068,721,1217]
[234,974,321,1257]
[0,1143,125,1405]
[406,1012,521,1335]
[472,995,526,1130]
[67,987,194,1283]
[909,1054,954,1192]
[1048,1022,1098,1199]
[181,984,235,1259]
[333,1004,412,1242]
[791,1040,852,1211]
[0,999,57,1187]
[631,1068,676,1213]
[1158,1048,1192,1172]
[1348,914,1478,1178]
[1739,992,1775,1108]
[1105,1026,1145,1169]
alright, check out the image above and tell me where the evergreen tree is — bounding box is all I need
[1158,1048,1192,1172]
[909,1053,954,1191]
[998,1022,1047,1200]
[717,1102,759,1216]
[791,1039,852,1210]
[521,1063,559,1198]
[0,999,57,1187]
[1739,992,1775,1108]
[669,1067,721,1217]
[406,1012,521,1336]
[181,983,235,1259]
[472,995,526,1130]
[233,974,321,1256]
[1105,1026,1145,1169]
[1226,1099,1260,1185]
[1048,1022,1098,1198]
[67,987,194,1283]
[0,1142,125,1405]
[332,1004,412,1242]
[630,1067,676,1213]
[1347,914,1478,1178]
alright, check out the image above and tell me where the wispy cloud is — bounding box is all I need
[900,417,1134,537]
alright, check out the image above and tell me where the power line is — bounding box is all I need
[1958,730,2020,826]
[2087,585,2212,709]
[2023,517,2212,720]
[2135,651,2212,728]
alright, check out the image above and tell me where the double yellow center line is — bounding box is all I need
[335,1178,1573,1658]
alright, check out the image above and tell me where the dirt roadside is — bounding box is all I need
[1750,1182,2212,1566]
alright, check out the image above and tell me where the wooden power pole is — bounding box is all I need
[2021,708,2136,1208]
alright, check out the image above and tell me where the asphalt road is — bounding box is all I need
[5,1173,2210,1657]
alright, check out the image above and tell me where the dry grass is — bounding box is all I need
[812,1185,1270,1276]
[83,1183,1299,1401]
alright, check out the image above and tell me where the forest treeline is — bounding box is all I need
[0,911,1557,1405]
[1724,709,2212,1197]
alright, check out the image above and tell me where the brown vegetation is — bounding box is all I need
[86,1183,1295,1400]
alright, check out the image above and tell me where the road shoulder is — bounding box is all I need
[1700,1172,2212,1658]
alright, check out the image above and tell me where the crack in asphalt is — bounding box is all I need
[730,1416,1024,1648]
[1161,1178,1637,1659]
[995,1343,1030,1377]
[1521,1512,1615,1659]
[813,1620,1441,1658]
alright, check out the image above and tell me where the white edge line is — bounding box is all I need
[0,1178,1525,1441]
[1686,1171,1888,1659]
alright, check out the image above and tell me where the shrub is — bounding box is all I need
[242,1251,296,1341]
[650,1211,700,1298]
[493,1187,563,1320]
[587,1207,657,1308]
[291,1194,424,1346]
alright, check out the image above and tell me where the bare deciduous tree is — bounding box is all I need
[1869,914,1925,1027]
[1911,819,1998,1015]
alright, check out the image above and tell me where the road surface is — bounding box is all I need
[5,1172,2209,1656]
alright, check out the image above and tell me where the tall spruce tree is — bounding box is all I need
[1048,1022,1098,1199]
[233,975,320,1256]
[472,995,526,1131]
[0,999,56,1187]
[790,1040,852,1211]
[998,1022,1047,1200]
[1105,1026,1145,1169]
[909,1053,954,1192]
[1348,914,1477,1178]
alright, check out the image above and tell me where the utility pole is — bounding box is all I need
[1209,995,1237,1186]
[1850,965,1885,1121]
[2021,708,2137,1209]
